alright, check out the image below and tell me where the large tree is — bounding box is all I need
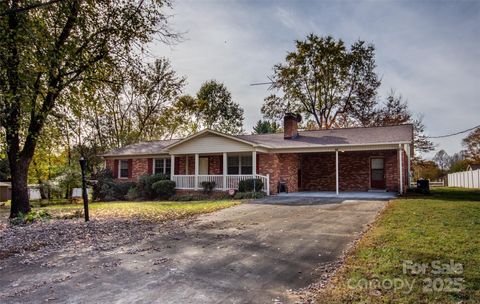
[0,0,178,217]
[462,127,480,161]
[261,34,380,129]
[196,80,244,134]
[261,34,433,156]
[433,149,451,174]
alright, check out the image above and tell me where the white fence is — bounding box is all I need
[410,180,445,188]
[448,170,480,188]
[172,174,270,194]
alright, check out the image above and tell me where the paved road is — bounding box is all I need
[1,198,386,304]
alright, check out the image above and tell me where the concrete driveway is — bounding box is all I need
[1,198,386,304]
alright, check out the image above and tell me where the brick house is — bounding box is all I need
[103,113,413,195]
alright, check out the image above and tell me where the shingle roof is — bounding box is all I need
[469,164,480,171]
[102,124,413,157]
[236,124,414,148]
[102,139,179,157]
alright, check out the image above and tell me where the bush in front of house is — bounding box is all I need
[201,181,216,194]
[234,191,266,199]
[238,178,264,192]
[92,169,137,201]
[152,180,176,199]
[136,174,170,199]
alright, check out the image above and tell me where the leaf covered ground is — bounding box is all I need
[0,200,239,262]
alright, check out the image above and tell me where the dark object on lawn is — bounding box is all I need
[278,181,288,193]
[79,157,89,222]
[201,181,216,194]
[416,179,430,194]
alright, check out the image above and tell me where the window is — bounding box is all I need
[227,155,253,175]
[241,155,252,174]
[155,158,171,176]
[227,156,239,175]
[119,160,129,178]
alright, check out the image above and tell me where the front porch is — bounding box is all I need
[170,152,270,194]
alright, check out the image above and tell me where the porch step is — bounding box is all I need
[368,189,387,193]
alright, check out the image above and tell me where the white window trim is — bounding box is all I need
[118,160,129,179]
[154,157,171,175]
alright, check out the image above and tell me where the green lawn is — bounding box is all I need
[317,188,480,304]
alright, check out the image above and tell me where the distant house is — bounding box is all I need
[467,164,480,171]
[0,182,12,202]
[102,114,414,195]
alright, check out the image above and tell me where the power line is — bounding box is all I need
[427,124,480,139]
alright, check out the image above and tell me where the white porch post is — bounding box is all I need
[171,155,175,176]
[406,144,411,187]
[223,152,227,190]
[252,150,257,176]
[195,153,199,190]
[399,145,403,194]
[335,149,339,195]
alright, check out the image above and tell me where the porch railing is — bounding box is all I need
[171,174,270,195]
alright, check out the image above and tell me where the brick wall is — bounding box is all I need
[208,155,223,175]
[105,158,149,181]
[258,153,299,194]
[299,150,403,192]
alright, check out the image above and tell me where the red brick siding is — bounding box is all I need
[104,158,148,181]
[299,150,401,192]
[208,155,223,175]
[258,153,299,194]
[258,153,280,194]
[175,156,195,175]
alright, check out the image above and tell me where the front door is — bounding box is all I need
[199,157,209,175]
[370,158,385,189]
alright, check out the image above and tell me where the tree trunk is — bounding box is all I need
[9,159,31,218]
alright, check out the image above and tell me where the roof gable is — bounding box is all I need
[166,130,259,154]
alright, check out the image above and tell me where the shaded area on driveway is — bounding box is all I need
[0,198,387,304]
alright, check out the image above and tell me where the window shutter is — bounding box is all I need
[113,160,119,178]
[256,154,259,173]
[128,159,133,179]
[147,158,153,175]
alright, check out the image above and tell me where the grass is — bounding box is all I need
[1,200,241,223]
[317,187,480,304]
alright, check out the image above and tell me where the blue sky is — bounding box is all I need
[153,0,480,157]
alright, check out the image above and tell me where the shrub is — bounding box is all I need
[201,181,216,194]
[137,174,169,199]
[152,180,176,199]
[92,169,115,201]
[238,178,264,192]
[234,191,266,199]
[125,187,140,201]
[10,210,51,225]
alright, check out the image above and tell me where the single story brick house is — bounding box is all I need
[103,114,413,195]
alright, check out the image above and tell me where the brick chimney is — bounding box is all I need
[284,113,301,139]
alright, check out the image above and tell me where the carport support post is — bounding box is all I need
[335,149,339,195]
[195,153,199,190]
[223,152,227,190]
[399,145,403,194]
